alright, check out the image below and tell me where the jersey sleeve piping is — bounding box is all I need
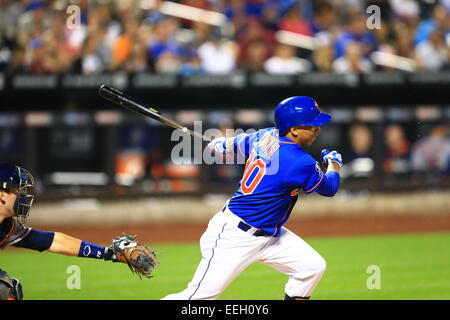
[304,175,324,194]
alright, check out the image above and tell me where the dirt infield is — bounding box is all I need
[34,214,450,244]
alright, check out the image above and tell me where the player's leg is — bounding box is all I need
[162,211,267,300]
[257,228,326,299]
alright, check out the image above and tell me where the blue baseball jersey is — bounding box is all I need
[227,128,325,237]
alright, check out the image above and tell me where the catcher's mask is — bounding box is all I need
[0,164,35,219]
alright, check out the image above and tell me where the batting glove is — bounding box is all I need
[207,137,228,154]
[321,149,343,167]
[103,246,119,262]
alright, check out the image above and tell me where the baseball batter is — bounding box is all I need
[162,96,342,300]
[0,164,157,300]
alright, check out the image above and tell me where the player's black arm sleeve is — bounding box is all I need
[13,229,55,252]
[315,171,340,197]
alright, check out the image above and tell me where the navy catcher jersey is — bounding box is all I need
[227,128,324,237]
[0,217,32,249]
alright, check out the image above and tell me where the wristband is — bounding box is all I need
[78,241,106,259]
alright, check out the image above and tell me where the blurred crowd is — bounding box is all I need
[341,121,450,187]
[114,119,450,190]
[1,108,449,191]
[0,0,449,75]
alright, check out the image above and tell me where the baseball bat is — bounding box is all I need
[98,85,208,141]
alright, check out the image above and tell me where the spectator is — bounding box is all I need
[382,124,411,174]
[28,29,63,74]
[123,39,151,74]
[223,0,247,37]
[260,1,280,31]
[329,0,364,21]
[277,4,312,36]
[312,31,335,71]
[111,20,139,70]
[17,0,51,35]
[198,28,237,74]
[344,123,375,178]
[414,29,448,71]
[347,123,374,162]
[245,0,268,18]
[81,35,104,74]
[223,0,246,20]
[411,124,450,174]
[3,46,26,74]
[332,41,373,73]
[155,51,182,74]
[334,13,378,58]
[224,0,267,21]
[148,17,182,67]
[442,0,450,12]
[391,20,415,58]
[389,0,420,22]
[179,53,205,76]
[371,20,394,50]
[241,39,268,72]
[91,24,114,73]
[1,0,449,76]
[237,18,276,67]
[116,124,160,186]
[191,21,212,47]
[264,42,312,74]
[0,0,24,36]
[414,4,449,46]
[309,1,337,34]
[90,3,121,51]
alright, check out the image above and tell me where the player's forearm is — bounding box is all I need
[48,232,109,259]
[48,232,82,256]
[225,137,236,154]
[15,228,111,259]
[208,136,242,155]
[316,171,340,197]
[326,162,340,173]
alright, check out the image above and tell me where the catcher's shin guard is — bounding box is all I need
[0,270,23,300]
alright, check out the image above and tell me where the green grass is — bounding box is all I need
[1,232,449,300]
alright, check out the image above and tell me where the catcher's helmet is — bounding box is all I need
[274,96,331,136]
[0,164,35,218]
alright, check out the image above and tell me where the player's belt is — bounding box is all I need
[222,204,270,237]
[237,221,269,237]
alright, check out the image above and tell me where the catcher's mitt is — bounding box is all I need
[110,234,159,279]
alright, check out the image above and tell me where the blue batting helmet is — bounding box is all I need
[274,96,331,136]
[0,164,35,218]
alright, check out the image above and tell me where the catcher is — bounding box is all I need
[0,164,158,300]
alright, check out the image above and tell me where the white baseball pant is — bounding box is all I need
[162,207,326,300]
